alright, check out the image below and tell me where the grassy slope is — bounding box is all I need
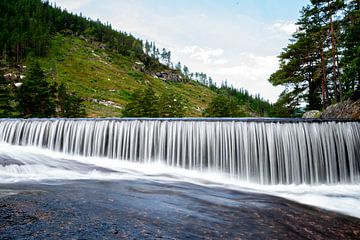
[33,34,215,117]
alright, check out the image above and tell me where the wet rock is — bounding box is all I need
[0,157,24,166]
[0,180,359,239]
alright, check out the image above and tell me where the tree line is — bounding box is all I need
[122,86,187,118]
[0,0,144,64]
[123,83,274,118]
[270,0,360,116]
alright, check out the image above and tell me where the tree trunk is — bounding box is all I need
[320,42,329,108]
[329,2,340,102]
[16,43,19,63]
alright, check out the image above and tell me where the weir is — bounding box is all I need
[0,118,359,185]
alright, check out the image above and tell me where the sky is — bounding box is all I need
[52,0,310,102]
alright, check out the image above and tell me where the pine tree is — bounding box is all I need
[161,48,168,63]
[0,0,145,63]
[204,94,246,117]
[341,0,360,99]
[17,61,56,118]
[167,50,171,67]
[183,65,189,78]
[0,71,14,117]
[159,91,187,117]
[123,86,159,117]
[311,0,345,101]
[269,5,334,112]
[175,62,182,72]
[57,82,86,118]
[144,40,151,55]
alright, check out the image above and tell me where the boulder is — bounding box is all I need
[321,99,360,120]
[133,62,145,72]
[302,110,321,119]
[154,70,182,82]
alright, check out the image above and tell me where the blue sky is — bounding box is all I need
[52,0,310,102]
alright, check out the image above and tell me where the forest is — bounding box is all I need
[269,0,360,116]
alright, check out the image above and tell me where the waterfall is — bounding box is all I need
[0,119,359,185]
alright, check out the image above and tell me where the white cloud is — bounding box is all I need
[169,47,282,102]
[269,21,297,35]
[211,53,282,101]
[215,53,278,77]
[174,46,228,65]
[52,0,91,11]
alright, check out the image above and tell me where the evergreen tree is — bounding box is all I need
[17,61,56,117]
[159,49,171,67]
[204,94,246,117]
[270,0,359,112]
[311,0,344,101]
[144,40,151,55]
[167,50,171,67]
[183,65,189,78]
[271,90,303,118]
[269,3,343,113]
[57,83,86,118]
[0,0,144,64]
[159,91,187,117]
[123,86,159,117]
[161,48,168,64]
[0,71,14,117]
[269,24,322,111]
[341,0,360,99]
[175,62,182,72]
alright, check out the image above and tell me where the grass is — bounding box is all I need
[31,34,216,117]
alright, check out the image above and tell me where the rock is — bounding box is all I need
[4,73,15,79]
[1,181,360,239]
[99,43,106,50]
[133,62,145,72]
[61,29,74,35]
[303,110,321,119]
[321,99,360,120]
[154,70,182,82]
[79,35,87,42]
[15,65,26,70]
[14,82,23,88]
[91,99,123,109]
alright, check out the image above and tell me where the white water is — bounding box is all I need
[0,143,360,219]
[1,119,359,185]
[0,119,359,218]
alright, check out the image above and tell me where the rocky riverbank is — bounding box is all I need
[321,99,360,120]
[303,99,360,120]
[1,180,360,239]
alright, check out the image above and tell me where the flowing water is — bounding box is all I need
[0,118,359,218]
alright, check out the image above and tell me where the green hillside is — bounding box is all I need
[31,34,215,117]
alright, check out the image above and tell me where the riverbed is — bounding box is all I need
[1,179,360,239]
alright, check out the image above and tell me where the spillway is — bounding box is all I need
[0,118,359,185]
